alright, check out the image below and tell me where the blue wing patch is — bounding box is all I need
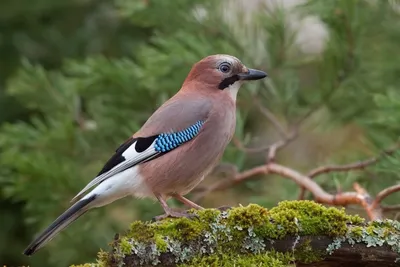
[154,120,204,152]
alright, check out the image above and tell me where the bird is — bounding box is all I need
[23,54,267,256]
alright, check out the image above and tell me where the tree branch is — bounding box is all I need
[307,158,379,179]
[267,163,383,220]
[231,136,272,153]
[194,161,387,220]
[381,204,400,212]
[266,129,298,162]
[298,144,400,200]
[372,184,400,210]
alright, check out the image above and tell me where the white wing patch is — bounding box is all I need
[71,139,159,203]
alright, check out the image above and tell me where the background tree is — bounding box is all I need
[0,0,399,266]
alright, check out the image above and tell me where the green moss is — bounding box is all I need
[127,221,154,242]
[157,217,205,240]
[180,251,294,267]
[125,209,218,244]
[350,226,364,238]
[98,250,109,265]
[78,201,400,266]
[195,208,221,221]
[155,235,168,252]
[266,200,364,237]
[119,237,134,255]
[226,204,269,228]
[294,238,324,264]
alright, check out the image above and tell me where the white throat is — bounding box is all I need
[227,81,242,101]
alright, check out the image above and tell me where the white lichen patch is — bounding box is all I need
[326,219,400,261]
[149,244,161,265]
[291,235,301,252]
[326,237,345,255]
[242,226,266,253]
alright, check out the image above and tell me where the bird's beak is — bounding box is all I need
[238,68,267,81]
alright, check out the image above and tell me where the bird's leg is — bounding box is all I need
[172,194,204,210]
[153,193,198,221]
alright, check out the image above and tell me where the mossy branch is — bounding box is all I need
[72,201,400,267]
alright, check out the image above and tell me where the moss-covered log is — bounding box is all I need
[72,201,400,267]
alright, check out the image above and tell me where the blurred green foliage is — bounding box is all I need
[0,0,399,266]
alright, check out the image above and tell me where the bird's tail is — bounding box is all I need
[23,194,97,256]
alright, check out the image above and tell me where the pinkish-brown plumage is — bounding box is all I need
[23,54,267,256]
[138,89,236,197]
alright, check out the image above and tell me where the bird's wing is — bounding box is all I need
[71,94,211,202]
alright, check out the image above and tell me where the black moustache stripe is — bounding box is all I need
[218,75,239,90]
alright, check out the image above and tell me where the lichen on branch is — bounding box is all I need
[71,201,400,267]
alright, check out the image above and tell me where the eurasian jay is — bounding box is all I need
[23,54,267,255]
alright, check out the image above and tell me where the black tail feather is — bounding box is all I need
[23,194,96,256]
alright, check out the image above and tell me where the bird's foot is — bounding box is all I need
[153,209,198,222]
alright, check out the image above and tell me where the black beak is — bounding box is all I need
[238,68,267,81]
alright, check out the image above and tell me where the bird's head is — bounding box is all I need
[182,54,267,99]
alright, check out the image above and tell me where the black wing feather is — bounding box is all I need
[97,137,137,176]
[97,135,159,176]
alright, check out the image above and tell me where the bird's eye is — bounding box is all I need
[219,63,231,73]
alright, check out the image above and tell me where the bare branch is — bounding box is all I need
[372,184,400,210]
[307,158,379,178]
[266,130,298,162]
[195,162,384,220]
[231,136,272,153]
[267,142,280,163]
[267,163,382,220]
[308,145,399,179]
[298,144,400,200]
[381,204,400,212]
